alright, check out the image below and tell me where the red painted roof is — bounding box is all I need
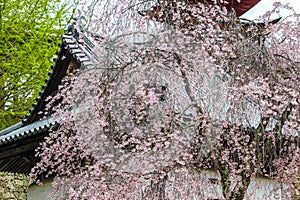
[172,0,261,16]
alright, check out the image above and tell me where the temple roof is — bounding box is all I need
[0,117,57,146]
[186,0,261,17]
[0,25,96,173]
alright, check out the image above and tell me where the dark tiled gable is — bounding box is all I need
[0,117,57,146]
[0,26,96,173]
[23,26,96,125]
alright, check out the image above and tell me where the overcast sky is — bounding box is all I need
[241,0,299,20]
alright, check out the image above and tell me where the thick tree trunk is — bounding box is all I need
[143,174,167,200]
[219,165,251,200]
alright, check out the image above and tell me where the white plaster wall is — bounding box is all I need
[246,177,290,200]
[166,170,290,200]
[26,172,289,200]
[27,178,53,200]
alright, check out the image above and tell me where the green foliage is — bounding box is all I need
[0,0,75,129]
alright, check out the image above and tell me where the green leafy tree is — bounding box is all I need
[0,0,75,129]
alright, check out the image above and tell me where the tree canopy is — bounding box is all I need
[0,0,75,129]
[32,0,300,199]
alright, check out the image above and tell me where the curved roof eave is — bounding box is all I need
[0,25,97,147]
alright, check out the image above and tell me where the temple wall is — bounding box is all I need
[0,171,29,200]
[25,171,292,200]
[27,178,53,200]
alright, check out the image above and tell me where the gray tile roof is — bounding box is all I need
[0,25,98,173]
[0,122,22,137]
[0,117,58,145]
[23,31,96,126]
[0,25,97,146]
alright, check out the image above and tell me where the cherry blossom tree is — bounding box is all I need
[32,1,300,199]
